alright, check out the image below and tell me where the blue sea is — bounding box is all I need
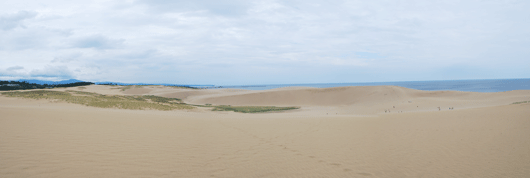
[213,78,530,93]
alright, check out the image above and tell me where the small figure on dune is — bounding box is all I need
[438,107,441,111]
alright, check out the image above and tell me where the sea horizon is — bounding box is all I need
[4,78,529,93]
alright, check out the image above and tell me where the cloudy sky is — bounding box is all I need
[1,0,529,85]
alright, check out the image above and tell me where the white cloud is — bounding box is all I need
[0,0,528,84]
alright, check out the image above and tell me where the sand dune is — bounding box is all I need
[59,85,530,115]
[189,86,530,106]
[183,86,530,114]
[1,85,530,177]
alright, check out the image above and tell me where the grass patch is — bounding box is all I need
[210,105,299,113]
[1,90,194,111]
[1,90,299,113]
[119,85,133,91]
[109,85,146,91]
[512,101,529,104]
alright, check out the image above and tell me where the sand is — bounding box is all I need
[1,85,530,177]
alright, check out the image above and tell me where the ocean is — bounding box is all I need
[214,78,530,92]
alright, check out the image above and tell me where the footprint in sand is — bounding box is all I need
[358,172,373,176]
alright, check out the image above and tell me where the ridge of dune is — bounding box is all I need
[180,86,405,106]
[189,86,530,105]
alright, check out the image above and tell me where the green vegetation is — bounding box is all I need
[1,90,300,113]
[99,83,199,89]
[119,85,133,91]
[210,105,299,113]
[108,85,147,91]
[512,101,529,104]
[1,90,193,111]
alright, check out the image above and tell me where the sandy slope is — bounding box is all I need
[59,85,530,114]
[1,86,530,177]
[160,85,530,115]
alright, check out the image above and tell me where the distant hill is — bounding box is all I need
[17,79,87,85]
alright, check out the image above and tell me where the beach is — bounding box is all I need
[1,85,530,177]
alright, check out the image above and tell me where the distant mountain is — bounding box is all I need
[17,79,87,85]
[9,79,214,88]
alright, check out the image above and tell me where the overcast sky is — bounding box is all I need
[0,0,529,85]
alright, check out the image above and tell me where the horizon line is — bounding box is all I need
[3,77,529,87]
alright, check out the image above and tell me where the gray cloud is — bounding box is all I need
[0,26,72,50]
[0,66,27,79]
[6,66,24,71]
[71,35,124,49]
[0,10,37,31]
[29,66,74,79]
